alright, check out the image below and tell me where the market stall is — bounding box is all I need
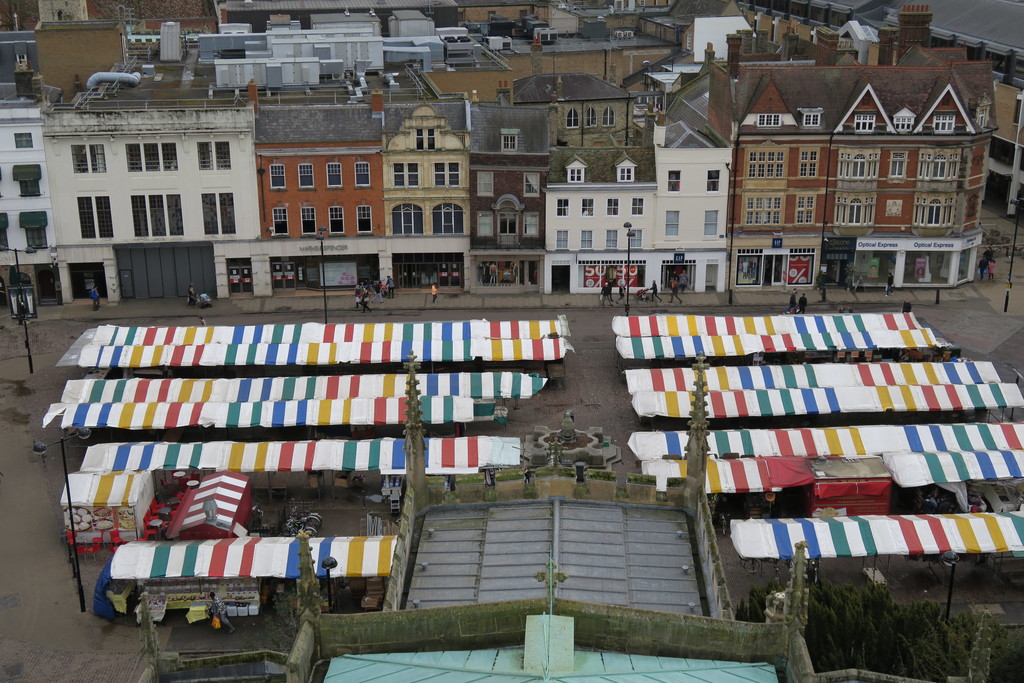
[62,472,155,543]
[804,457,893,517]
[882,450,1024,512]
[164,471,253,540]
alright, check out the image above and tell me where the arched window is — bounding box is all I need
[432,203,464,234]
[584,107,597,127]
[848,198,863,224]
[850,154,866,178]
[602,106,615,127]
[565,108,579,129]
[926,199,942,225]
[392,204,423,234]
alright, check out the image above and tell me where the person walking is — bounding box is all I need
[786,290,798,314]
[431,283,438,304]
[354,285,362,309]
[885,273,894,296]
[359,289,372,313]
[89,286,101,311]
[988,259,996,281]
[650,280,662,303]
[616,279,626,303]
[978,258,989,282]
[902,299,913,313]
[797,293,807,314]
[208,592,235,634]
[372,280,385,304]
[600,281,612,306]
[386,275,396,299]
[679,272,688,293]
[669,278,683,303]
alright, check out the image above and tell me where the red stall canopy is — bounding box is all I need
[166,471,253,540]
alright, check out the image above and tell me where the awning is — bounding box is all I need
[882,450,1024,486]
[19,211,47,228]
[165,471,250,539]
[612,312,925,338]
[642,456,820,493]
[61,471,150,507]
[731,512,1024,558]
[11,164,40,181]
[109,536,396,579]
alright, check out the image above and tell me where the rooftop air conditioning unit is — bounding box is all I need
[622,30,634,38]
[614,30,625,39]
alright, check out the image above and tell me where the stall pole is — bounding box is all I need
[3,246,37,374]
[321,556,338,613]
[1004,195,1022,314]
[941,550,959,621]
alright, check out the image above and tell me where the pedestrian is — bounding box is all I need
[359,289,372,313]
[208,592,235,634]
[198,317,206,326]
[617,279,626,303]
[885,273,894,296]
[902,299,912,313]
[373,280,385,304]
[669,278,682,303]
[354,285,362,309]
[89,286,101,311]
[988,260,996,281]
[650,280,662,302]
[978,258,989,281]
[679,272,689,293]
[600,281,612,306]
[431,283,438,304]
[386,275,396,298]
[186,283,198,307]
[786,290,798,314]
[797,293,807,314]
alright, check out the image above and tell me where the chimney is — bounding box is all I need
[371,89,384,113]
[555,76,563,100]
[877,26,898,66]
[247,78,258,113]
[726,34,741,79]
[609,64,617,85]
[496,79,513,104]
[704,41,715,64]
[755,31,768,54]
[897,3,932,58]
[531,33,543,75]
[739,30,753,54]
[643,106,656,147]
[14,68,34,100]
[783,32,799,60]
[815,27,839,66]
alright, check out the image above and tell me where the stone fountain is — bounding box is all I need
[522,410,620,468]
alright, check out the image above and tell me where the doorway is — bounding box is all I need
[37,268,57,304]
[761,254,786,286]
[550,265,570,292]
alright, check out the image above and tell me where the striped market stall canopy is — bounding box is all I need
[624,362,1000,393]
[630,384,1023,419]
[110,536,396,579]
[61,471,151,508]
[44,396,478,429]
[628,423,1024,461]
[612,313,924,338]
[882,451,1024,486]
[641,456,880,493]
[60,372,547,404]
[78,436,522,475]
[731,512,1024,558]
[165,471,249,539]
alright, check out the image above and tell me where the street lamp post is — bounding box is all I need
[623,222,636,316]
[321,556,338,613]
[940,550,959,621]
[316,226,329,325]
[3,246,37,374]
[33,427,93,613]
[1003,194,1019,315]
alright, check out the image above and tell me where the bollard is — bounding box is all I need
[935,288,940,305]
[820,285,827,303]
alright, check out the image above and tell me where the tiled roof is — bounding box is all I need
[255,105,381,143]
[513,73,629,104]
[382,100,468,133]
[470,104,549,154]
[548,146,657,183]
[664,73,726,148]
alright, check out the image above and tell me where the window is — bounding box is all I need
[566,108,579,128]
[329,206,344,233]
[631,197,645,216]
[628,230,643,248]
[976,107,989,128]
[14,165,40,197]
[393,163,419,187]
[795,196,815,224]
[126,143,176,172]
[850,154,867,178]
[144,144,160,171]
[835,196,875,225]
[272,207,288,235]
[416,128,436,150]
[802,112,821,127]
[201,194,233,234]
[556,198,569,217]
[21,213,47,248]
[665,210,679,237]
[580,230,594,249]
[707,169,720,192]
[568,167,584,183]
[556,230,569,249]
[355,162,370,186]
[301,206,316,234]
[585,107,597,127]
[606,198,619,216]
[914,196,955,227]
[748,150,785,178]
[202,194,218,235]
[799,150,818,177]
[131,196,149,237]
[667,170,681,192]
[270,164,285,188]
[933,114,955,132]
[853,113,876,132]
[502,133,518,151]
[162,143,178,171]
[704,210,718,236]
[605,230,618,249]
[838,151,879,179]
[357,205,372,233]
[126,145,142,172]
[602,106,615,127]
[76,196,113,239]
[71,144,106,173]
[219,194,235,235]
[745,196,782,225]
[392,204,424,234]
[894,115,914,132]
[298,163,314,188]
[524,172,539,196]
[434,162,460,187]
[432,203,464,234]
[889,152,906,178]
[756,113,781,127]
[919,151,957,180]
[477,171,494,196]
[14,132,31,148]
[215,142,231,170]
[326,163,342,187]
[477,212,493,236]
[523,213,539,235]
[581,198,594,216]
[197,142,213,170]
[618,166,634,182]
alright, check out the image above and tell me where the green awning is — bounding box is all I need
[0,213,7,230]
[19,211,47,228]
[12,164,40,181]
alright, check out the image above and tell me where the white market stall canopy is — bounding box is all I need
[60,373,547,404]
[78,436,522,475]
[615,331,940,359]
[642,456,887,493]
[731,512,1024,558]
[628,423,1024,461]
[44,396,479,429]
[110,536,396,579]
[882,450,1024,486]
[61,471,153,508]
[630,383,1022,419]
[624,362,1001,393]
[613,312,925,338]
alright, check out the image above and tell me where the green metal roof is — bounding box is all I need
[323,649,778,681]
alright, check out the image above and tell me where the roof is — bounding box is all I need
[665,73,725,148]
[255,105,381,144]
[405,500,708,615]
[888,0,1024,53]
[883,450,1024,486]
[548,146,657,183]
[512,73,629,104]
[383,100,467,133]
[470,104,550,154]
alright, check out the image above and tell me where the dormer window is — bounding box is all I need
[933,114,955,133]
[800,108,823,128]
[893,115,914,132]
[568,167,584,183]
[617,164,635,182]
[854,113,876,132]
[501,128,519,152]
[756,114,781,128]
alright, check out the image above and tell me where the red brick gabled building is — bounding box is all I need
[707,7,994,291]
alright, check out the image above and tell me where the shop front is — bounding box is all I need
[734,241,817,288]
[576,258,644,293]
[469,255,542,291]
[821,236,857,287]
[657,250,726,293]
[851,233,980,290]
[269,252,379,292]
[393,252,464,289]
[226,259,254,296]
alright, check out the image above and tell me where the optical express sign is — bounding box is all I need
[856,235,980,251]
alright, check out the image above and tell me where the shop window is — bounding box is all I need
[903,250,949,284]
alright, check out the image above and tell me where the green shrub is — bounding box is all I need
[626,474,657,485]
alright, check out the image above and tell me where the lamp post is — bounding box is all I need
[1003,194,1019,315]
[33,427,93,613]
[316,226,329,325]
[623,222,636,316]
[320,556,338,613]
[940,550,959,621]
[3,246,37,374]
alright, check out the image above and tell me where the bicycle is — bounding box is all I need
[740,557,762,575]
